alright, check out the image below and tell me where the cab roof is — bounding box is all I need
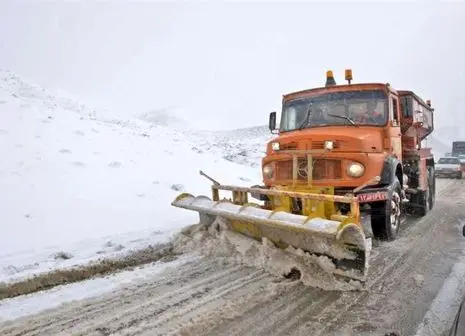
[282,83,396,102]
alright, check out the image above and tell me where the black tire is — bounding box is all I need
[428,167,435,210]
[371,178,402,241]
[457,171,463,179]
[417,172,431,217]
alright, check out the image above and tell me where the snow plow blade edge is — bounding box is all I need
[171,192,370,282]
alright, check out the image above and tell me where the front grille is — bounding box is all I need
[311,141,326,150]
[314,159,342,179]
[275,158,342,181]
[280,142,298,150]
[275,160,293,180]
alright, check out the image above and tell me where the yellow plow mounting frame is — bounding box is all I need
[171,184,371,282]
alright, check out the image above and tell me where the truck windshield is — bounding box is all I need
[280,89,388,132]
[438,157,460,164]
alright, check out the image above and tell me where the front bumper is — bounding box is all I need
[251,184,390,203]
[435,170,462,178]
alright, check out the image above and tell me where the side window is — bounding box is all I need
[284,107,297,130]
[390,97,400,125]
[401,97,412,117]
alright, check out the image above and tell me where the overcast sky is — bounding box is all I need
[1,1,464,132]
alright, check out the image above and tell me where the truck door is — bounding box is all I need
[386,95,402,160]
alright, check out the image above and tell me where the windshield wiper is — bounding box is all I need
[298,105,312,130]
[327,113,356,125]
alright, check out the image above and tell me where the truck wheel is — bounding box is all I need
[417,168,433,217]
[417,187,430,217]
[428,167,435,210]
[370,178,402,241]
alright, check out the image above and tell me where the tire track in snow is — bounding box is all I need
[1,261,263,336]
[0,178,464,336]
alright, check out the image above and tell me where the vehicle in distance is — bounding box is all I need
[435,156,462,179]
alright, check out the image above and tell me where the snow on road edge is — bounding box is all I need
[413,229,465,336]
[0,254,198,323]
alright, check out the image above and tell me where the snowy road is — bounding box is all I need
[1,178,465,336]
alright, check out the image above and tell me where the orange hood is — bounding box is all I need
[267,126,385,154]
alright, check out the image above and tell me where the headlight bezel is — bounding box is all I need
[346,162,365,178]
[263,163,274,179]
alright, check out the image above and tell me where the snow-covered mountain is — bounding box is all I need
[0,70,99,119]
[0,70,270,284]
[186,125,272,168]
[137,106,274,168]
[138,107,190,129]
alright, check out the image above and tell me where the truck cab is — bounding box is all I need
[266,79,398,189]
[263,69,435,241]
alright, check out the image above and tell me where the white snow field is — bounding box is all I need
[0,69,271,286]
[0,69,456,325]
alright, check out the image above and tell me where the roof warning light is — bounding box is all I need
[325,70,336,87]
[345,69,353,84]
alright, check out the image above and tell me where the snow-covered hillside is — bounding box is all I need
[0,68,451,291]
[186,126,272,168]
[137,107,273,168]
[0,69,460,323]
[0,70,271,284]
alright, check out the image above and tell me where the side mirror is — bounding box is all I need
[269,111,277,133]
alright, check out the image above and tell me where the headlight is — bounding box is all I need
[263,164,274,179]
[346,162,365,177]
[271,142,280,151]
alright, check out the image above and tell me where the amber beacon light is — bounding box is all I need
[345,69,353,84]
[325,70,336,87]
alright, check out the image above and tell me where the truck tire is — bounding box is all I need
[428,166,435,210]
[417,188,429,217]
[417,168,434,217]
[370,178,402,241]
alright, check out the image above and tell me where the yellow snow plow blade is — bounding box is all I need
[171,184,370,282]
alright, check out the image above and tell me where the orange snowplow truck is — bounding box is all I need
[171,69,435,282]
[261,69,435,235]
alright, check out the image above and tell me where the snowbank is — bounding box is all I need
[0,70,268,283]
